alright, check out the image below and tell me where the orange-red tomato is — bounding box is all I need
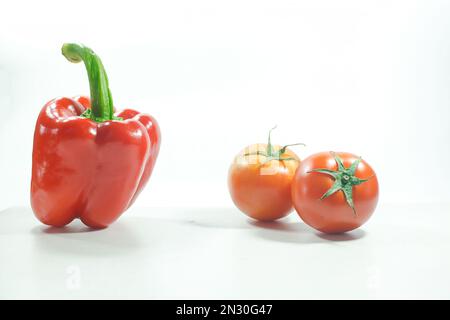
[228,143,300,221]
[291,151,379,233]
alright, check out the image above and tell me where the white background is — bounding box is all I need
[1,0,450,300]
[1,0,449,210]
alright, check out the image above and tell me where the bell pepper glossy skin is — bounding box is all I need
[30,44,160,228]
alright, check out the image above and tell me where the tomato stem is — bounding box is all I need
[309,153,373,215]
[245,127,304,163]
[266,125,278,156]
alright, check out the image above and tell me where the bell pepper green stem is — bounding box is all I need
[61,43,117,122]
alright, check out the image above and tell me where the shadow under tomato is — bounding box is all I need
[249,219,366,244]
[249,219,308,231]
[315,229,366,241]
[248,219,324,244]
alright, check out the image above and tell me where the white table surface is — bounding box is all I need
[1,203,449,299]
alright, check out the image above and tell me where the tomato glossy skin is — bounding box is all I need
[291,152,379,233]
[228,143,300,221]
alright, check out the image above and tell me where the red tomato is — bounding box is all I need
[228,128,303,221]
[291,152,379,233]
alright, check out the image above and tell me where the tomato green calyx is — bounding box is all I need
[61,43,122,122]
[244,126,305,164]
[308,152,371,215]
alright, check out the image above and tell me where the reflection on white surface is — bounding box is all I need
[1,204,450,299]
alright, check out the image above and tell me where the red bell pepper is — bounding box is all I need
[31,43,161,228]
